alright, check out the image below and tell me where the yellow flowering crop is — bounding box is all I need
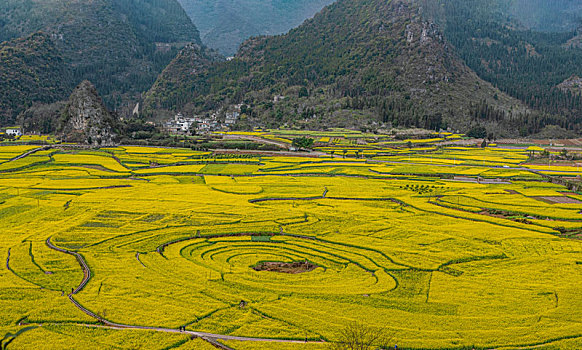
[0,145,581,349]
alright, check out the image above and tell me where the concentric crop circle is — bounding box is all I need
[177,235,397,295]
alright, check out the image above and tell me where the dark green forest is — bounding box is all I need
[0,33,69,125]
[0,0,201,123]
[423,0,582,134]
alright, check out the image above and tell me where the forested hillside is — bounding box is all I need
[146,0,523,134]
[177,0,335,55]
[0,0,201,124]
[2,0,581,136]
[0,33,69,125]
[145,43,222,118]
[422,0,582,135]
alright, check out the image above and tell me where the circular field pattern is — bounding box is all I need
[5,144,582,349]
[175,235,398,295]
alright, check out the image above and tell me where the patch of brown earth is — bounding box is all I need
[532,139,582,146]
[533,196,582,204]
[479,210,507,219]
[253,261,318,274]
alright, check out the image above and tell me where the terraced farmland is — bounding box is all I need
[1,144,582,349]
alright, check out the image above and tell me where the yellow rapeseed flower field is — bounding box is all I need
[0,143,581,349]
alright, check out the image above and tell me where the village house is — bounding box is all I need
[163,113,198,133]
[225,111,240,126]
[4,127,22,137]
[273,95,286,103]
[163,108,240,135]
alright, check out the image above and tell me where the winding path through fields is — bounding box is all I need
[44,237,325,349]
[5,146,579,349]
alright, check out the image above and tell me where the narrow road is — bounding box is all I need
[6,248,11,271]
[136,252,146,267]
[222,134,291,149]
[6,146,48,162]
[73,323,322,344]
[213,148,328,157]
[46,238,91,294]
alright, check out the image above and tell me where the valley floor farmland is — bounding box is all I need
[0,141,582,349]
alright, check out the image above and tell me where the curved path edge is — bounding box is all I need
[44,237,326,347]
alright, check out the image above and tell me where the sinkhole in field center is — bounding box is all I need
[252,261,318,274]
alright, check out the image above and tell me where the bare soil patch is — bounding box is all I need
[533,139,582,147]
[533,196,582,204]
[253,261,318,274]
[479,210,507,219]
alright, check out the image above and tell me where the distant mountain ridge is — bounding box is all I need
[507,0,582,32]
[145,0,524,135]
[2,0,581,137]
[177,0,336,55]
[421,0,582,33]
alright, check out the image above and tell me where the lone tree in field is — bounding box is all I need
[329,322,392,350]
[292,137,314,150]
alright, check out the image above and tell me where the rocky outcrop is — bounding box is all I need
[564,34,582,49]
[558,75,582,95]
[59,81,118,146]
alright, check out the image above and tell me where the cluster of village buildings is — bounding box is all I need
[163,108,241,135]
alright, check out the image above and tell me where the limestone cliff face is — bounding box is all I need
[60,81,118,146]
[558,75,582,95]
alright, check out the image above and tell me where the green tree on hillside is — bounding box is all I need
[292,137,314,150]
